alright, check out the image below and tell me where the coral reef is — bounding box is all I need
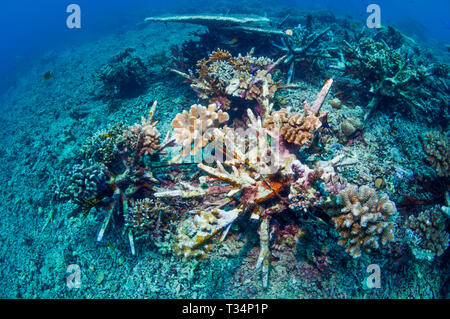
[36,11,450,298]
[405,206,449,261]
[332,184,397,258]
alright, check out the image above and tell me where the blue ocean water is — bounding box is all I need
[0,0,448,299]
[0,0,449,92]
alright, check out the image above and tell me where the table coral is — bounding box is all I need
[332,184,397,258]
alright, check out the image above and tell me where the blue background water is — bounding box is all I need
[0,0,449,92]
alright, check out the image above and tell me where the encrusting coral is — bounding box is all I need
[405,206,449,261]
[419,131,449,178]
[332,184,397,258]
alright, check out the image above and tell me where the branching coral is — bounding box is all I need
[82,123,126,171]
[405,206,449,261]
[125,198,172,241]
[121,104,163,166]
[58,101,174,255]
[263,79,332,147]
[341,36,449,121]
[332,184,397,258]
[419,132,449,178]
[171,103,229,156]
[172,49,293,115]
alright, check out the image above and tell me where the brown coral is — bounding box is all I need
[264,79,332,147]
[173,49,290,114]
[264,108,326,146]
[122,101,162,161]
[420,132,449,177]
[125,198,171,240]
[171,103,229,156]
[406,206,449,259]
[332,184,397,258]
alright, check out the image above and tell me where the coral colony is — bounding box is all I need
[54,13,449,291]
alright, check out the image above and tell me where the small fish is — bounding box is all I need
[284,29,293,36]
[43,71,53,81]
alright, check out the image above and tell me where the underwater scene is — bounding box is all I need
[0,0,449,299]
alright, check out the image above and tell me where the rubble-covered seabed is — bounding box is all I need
[0,12,449,299]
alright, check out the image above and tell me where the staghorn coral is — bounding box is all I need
[419,131,449,178]
[171,103,229,156]
[332,184,397,258]
[264,79,332,147]
[405,206,449,261]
